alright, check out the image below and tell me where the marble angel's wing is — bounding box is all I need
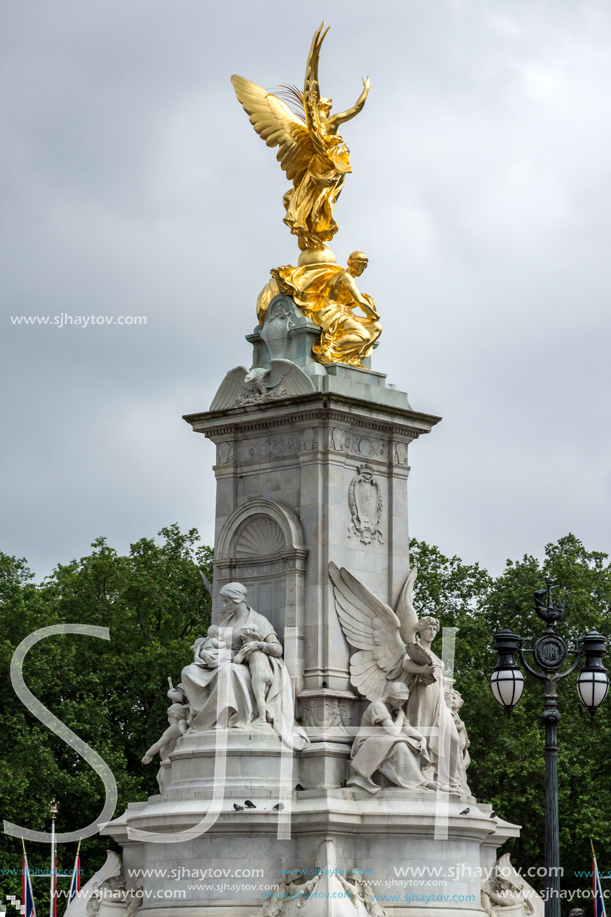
[329,562,406,700]
[265,359,316,397]
[209,366,248,411]
[231,75,316,184]
[395,566,419,647]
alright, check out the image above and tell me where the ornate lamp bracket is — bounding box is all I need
[517,635,582,686]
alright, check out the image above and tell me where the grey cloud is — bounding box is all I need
[1,0,610,578]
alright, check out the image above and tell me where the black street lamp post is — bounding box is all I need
[490,581,609,917]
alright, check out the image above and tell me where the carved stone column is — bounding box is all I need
[184,326,440,777]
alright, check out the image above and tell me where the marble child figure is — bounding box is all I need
[450,689,471,794]
[190,625,228,668]
[232,622,277,724]
[141,703,189,792]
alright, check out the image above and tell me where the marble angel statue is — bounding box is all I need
[329,562,468,793]
[232,22,370,254]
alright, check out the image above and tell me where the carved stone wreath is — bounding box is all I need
[348,463,383,545]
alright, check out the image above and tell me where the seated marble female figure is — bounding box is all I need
[181,582,305,748]
[347,682,437,794]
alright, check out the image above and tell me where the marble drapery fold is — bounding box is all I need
[348,687,434,794]
[181,605,307,750]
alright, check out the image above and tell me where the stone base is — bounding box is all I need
[163,725,297,798]
[104,780,517,916]
[139,909,484,917]
[124,290,514,916]
[298,741,351,790]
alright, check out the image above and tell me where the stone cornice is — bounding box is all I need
[183,391,441,440]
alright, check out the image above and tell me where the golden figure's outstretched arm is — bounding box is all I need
[327,77,371,133]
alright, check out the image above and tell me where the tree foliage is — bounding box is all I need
[411,533,611,896]
[1,529,609,908]
[0,526,212,909]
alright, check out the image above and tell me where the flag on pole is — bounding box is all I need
[21,843,37,917]
[66,841,81,906]
[592,839,607,917]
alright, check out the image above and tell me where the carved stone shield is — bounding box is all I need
[348,463,383,544]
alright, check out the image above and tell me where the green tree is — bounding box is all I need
[2,530,610,911]
[412,534,611,899]
[478,534,611,896]
[0,526,212,910]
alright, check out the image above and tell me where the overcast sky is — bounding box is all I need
[1,0,610,580]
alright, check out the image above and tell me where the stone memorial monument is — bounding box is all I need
[93,22,543,917]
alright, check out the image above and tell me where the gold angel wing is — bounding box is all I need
[231,75,316,185]
[395,566,419,647]
[329,562,406,700]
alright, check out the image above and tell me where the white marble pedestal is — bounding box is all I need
[101,302,524,916]
[103,727,519,917]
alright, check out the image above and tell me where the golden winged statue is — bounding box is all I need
[231,22,369,254]
[232,23,381,368]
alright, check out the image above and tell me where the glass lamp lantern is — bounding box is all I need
[490,628,525,715]
[577,630,609,717]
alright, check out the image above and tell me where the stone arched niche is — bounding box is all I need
[215,499,308,689]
